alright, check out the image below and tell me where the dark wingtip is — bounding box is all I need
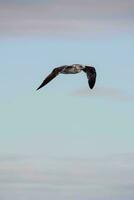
[36,85,43,91]
[88,79,96,89]
[36,87,40,91]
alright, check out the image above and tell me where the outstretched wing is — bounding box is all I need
[84,66,96,89]
[36,67,64,90]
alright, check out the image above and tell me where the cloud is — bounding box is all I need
[0,154,29,162]
[0,0,134,38]
[0,153,134,199]
[72,86,134,101]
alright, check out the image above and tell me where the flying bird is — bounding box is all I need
[36,64,96,90]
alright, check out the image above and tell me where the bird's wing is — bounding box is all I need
[84,66,96,89]
[36,67,64,90]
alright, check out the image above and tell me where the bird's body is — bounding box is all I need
[60,64,84,74]
[37,64,96,90]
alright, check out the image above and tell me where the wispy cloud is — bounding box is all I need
[0,0,134,37]
[72,86,134,102]
[0,153,134,200]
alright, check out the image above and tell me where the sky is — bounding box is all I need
[0,0,134,199]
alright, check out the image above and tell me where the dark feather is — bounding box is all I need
[83,66,96,89]
[36,67,64,90]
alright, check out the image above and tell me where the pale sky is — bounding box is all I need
[0,0,134,199]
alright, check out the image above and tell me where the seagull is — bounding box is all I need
[36,64,96,90]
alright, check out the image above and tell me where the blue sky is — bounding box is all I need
[0,0,134,199]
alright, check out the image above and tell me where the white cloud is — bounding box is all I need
[72,86,134,101]
[0,0,134,37]
[0,153,134,199]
